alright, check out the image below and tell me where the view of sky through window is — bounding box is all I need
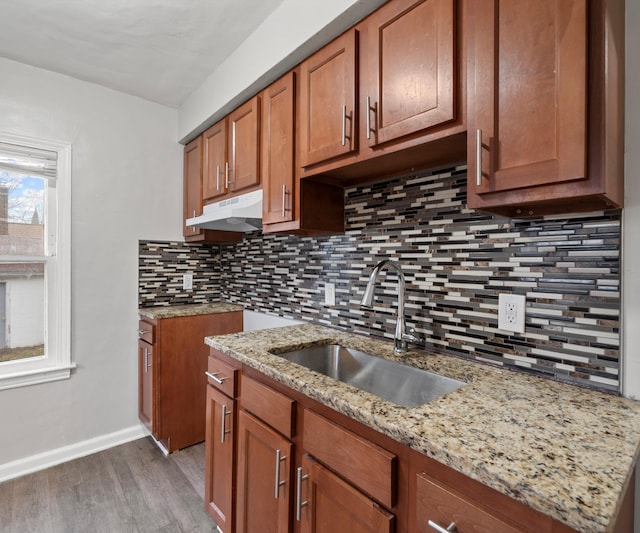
[0,172,45,224]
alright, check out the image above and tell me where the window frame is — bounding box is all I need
[0,132,72,390]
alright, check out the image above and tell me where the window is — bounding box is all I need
[0,133,71,390]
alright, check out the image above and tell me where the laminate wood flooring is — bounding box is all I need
[0,438,216,533]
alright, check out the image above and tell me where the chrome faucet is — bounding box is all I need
[360,259,424,353]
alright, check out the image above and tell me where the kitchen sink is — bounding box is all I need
[273,344,465,407]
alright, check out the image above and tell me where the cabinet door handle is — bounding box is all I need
[282,185,287,218]
[216,165,221,191]
[428,520,457,533]
[144,348,152,373]
[476,129,483,187]
[225,161,232,187]
[220,404,231,444]
[366,96,377,140]
[341,105,352,147]
[295,466,309,521]
[205,371,225,385]
[274,449,287,498]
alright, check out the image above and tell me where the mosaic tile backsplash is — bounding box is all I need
[139,166,621,392]
[139,240,220,307]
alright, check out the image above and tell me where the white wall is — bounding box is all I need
[7,278,44,348]
[623,0,640,401]
[0,57,182,467]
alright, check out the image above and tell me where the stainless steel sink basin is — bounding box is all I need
[274,344,464,407]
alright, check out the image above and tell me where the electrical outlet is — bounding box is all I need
[498,293,525,333]
[324,282,335,306]
[183,273,193,291]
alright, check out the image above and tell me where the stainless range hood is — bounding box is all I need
[186,189,263,233]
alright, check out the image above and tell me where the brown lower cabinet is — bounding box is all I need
[206,348,634,533]
[299,455,394,533]
[137,310,242,453]
[204,385,236,532]
[236,410,292,533]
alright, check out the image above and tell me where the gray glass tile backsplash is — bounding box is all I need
[139,165,621,392]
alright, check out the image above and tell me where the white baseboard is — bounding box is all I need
[0,424,148,483]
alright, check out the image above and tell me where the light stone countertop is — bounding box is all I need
[205,323,640,533]
[139,302,243,320]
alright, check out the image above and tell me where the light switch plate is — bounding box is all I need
[498,293,525,333]
[324,282,335,306]
[183,273,193,291]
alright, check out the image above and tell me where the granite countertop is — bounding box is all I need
[205,323,640,533]
[139,302,243,320]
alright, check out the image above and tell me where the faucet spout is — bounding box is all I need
[360,260,408,353]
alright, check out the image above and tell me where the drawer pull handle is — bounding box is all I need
[137,329,147,338]
[274,449,287,498]
[428,520,457,533]
[476,128,483,187]
[295,466,309,521]
[205,371,225,385]
[220,404,231,444]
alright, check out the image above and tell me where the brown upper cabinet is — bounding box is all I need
[184,136,204,238]
[183,136,241,243]
[261,72,296,225]
[466,0,624,216]
[363,0,455,147]
[202,119,226,201]
[202,95,261,204]
[298,0,466,183]
[261,71,345,235]
[299,30,358,168]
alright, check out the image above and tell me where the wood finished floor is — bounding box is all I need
[0,438,217,533]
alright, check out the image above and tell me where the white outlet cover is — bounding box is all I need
[498,293,525,333]
[183,273,193,291]
[324,282,336,306]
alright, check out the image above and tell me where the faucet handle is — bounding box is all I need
[403,328,426,346]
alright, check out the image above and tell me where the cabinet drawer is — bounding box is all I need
[415,472,521,533]
[241,376,295,438]
[302,409,396,508]
[137,320,154,344]
[207,356,239,398]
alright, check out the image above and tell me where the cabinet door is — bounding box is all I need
[364,0,455,146]
[298,455,393,533]
[236,410,292,533]
[183,136,203,238]
[467,0,587,203]
[229,95,261,194]
[184,137,242,243]
[138,339,154,435]
[414,472,521,533]
[203,119,228,201]
[262,72,295,225]
[299,30,357,167]
[204,385,236,532]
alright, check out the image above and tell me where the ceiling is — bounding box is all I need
[0,0,286,108]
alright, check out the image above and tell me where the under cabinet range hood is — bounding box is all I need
[187,189,263,233]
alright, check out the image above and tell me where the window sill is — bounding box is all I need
[0,363,77,391]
